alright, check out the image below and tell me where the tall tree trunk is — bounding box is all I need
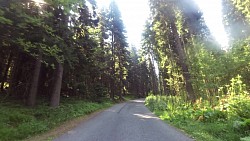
[1,52,12,91]
[171,21,196,102]
[118,57,124,100]
[50,62,63,107]
[110,76,115,100]
[8,53,22,97]
[27,53,42,107]
[163,66,171,95]
[159,69,163,95]
[149,58,158,95]
[110,32,115,101]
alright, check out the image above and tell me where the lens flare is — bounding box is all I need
[194,0,229,49]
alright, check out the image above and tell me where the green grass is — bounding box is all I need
[123,94,137,101]
[0,98,113,141]
[145,95,250,141]
[153,110,244,141]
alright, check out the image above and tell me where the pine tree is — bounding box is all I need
[106,1,128,100]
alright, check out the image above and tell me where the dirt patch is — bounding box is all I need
[24,109,105,141]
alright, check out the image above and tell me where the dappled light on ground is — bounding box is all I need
[131,99,145,103]
[133,113,159,119]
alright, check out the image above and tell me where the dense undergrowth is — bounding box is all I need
[145,76,250,141]
[0,98,113,141]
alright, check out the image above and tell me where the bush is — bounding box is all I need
[145,94,250,141]
[233,119,250,134]
[195,108,227,122]
[241,136,250,141]
[229,98,250,119]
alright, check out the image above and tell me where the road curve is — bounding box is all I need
[54,99,193,141]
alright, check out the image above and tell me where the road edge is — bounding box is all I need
[24,106,112,141]
[24,98,138,141]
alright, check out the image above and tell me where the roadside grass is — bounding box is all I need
[124,94,137,101]
[145,95,250,141]
[0,98,113,141]
[155,111,242,141]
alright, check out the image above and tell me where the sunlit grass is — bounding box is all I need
[145,94,250,141]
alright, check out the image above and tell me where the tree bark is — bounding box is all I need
[27,53,42,107]
[110,30,115,101]
[159,69,163,95]
[149,58,158,95]
[8,53,22,97]
[171,20,196,102]
[50,62,63,108]
[0,52,12,91]
[118,57,124,100]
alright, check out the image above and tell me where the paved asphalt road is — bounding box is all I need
[54,99,193,141]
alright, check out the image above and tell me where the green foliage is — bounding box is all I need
[241,136,250,141]
[0,99,113,141]
[146,95,244,141]
[188,39,223,98]
[145,95,167,111]
[195,108,228,123]
[229,97,250,118]
[177,121,241,141]
[145,88,250,141]
[222,0,250,41]
[143,0,250,140]
[231,0,250,23]
[233,118,250,134]
[0,0,137,109]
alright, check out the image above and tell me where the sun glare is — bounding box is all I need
[194,0,229,49]
[97,0,111,8]
[97,0,150,48]
[98,0,229,50]
[32,0,46,6]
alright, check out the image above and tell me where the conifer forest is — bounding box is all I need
[0,0,250,140]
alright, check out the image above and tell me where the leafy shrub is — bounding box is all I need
[145,95,167,111]
[220,75,250,119]
[229,98,250,119]
[241,136,250,141]
[145,93,250,141]
[203,109,227,122]
[234,119,250,134]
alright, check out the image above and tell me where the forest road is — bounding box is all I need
[54,99,194,141]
